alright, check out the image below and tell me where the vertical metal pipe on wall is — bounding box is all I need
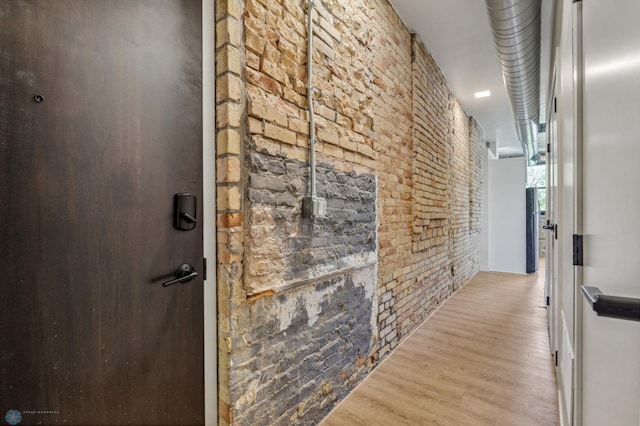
[307,0,316,198]
[302,0,326,219]
[486,0,542,165]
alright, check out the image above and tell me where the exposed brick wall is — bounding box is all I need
[390,36,453,344]
[411,37,452,253]
[215,0,486,424]
[395,38,484,345]
[368,0,414,355]
[215,1,245,424]
[451,100,470,290]
[450,101,482,291]
[470,116,484,234]
[466,115,484,281]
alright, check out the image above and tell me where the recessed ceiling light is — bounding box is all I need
[474,90,491,98]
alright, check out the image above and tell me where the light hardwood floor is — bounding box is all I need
[321,266,559,426]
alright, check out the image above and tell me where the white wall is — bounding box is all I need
[488,156,526,274]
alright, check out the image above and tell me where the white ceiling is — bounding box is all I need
[388,0,552,157]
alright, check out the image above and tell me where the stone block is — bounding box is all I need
[250,173,287,192]
[217,186,241,211]
[261,58,286,84]
[216,44,242,76]
[216,17,242,49]
[248,100,288,127]
[217,129,241,155]
[216,0,243,21]
[317,128,339,146]
[217,213,244,229]
[248,117,263,135]
[217,103,242,128]
[288,117,309,135]
[319,16,341,42]
[264,123,297,145]
[246,67,283,97]
[245,0,267,22]
[217,156,241,183]
[246,26,266,55]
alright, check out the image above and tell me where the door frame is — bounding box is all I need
[546,49,559,373]
[571,2,584,424]
[203,0,217,424]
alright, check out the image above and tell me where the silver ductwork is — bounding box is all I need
[486,0,542,165]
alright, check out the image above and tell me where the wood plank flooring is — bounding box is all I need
[321,267,559,426]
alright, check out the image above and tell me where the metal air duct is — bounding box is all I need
[486,0,542,165]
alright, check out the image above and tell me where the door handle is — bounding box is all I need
[581,286,640,322]
[162,263,198,287]
[543,224,554,230]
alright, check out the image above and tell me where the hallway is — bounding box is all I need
[321,267,559,425]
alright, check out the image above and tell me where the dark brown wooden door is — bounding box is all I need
[0,1,204,424]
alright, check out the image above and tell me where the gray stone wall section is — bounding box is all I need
[246,149,377,294]
[231,266,378,426]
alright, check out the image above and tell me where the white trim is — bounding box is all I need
[571,3,584,424]
[203,0,217,424]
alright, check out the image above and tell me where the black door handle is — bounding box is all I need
[543,224,554,230]
[581,286,640,322]
[162,263,198,287]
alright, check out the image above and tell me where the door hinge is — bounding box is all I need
[573,235,584,266]
[554,97,557,113]
[554,224,558,240]
[573,0,582,3]
[203,257,207,281]
[546,296,550,306]
[555,350,559,366]
[547,143,550,154]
